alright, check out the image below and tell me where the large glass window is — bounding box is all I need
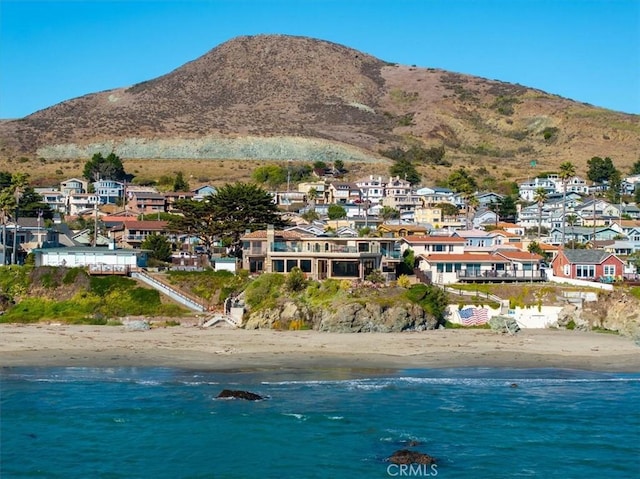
[286,259,298,272]
[332,261,359,277]
[603,265,616,276]
[272,260,285,272]
[358,243,370,252]
[300,260,312,273]
[576,264,595,278]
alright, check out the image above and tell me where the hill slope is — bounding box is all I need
[1,34,638,179]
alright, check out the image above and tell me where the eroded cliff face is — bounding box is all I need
[243,299,439,333]
[580,290,640,339]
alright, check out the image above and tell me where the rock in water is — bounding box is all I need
[216,389,264,401]
[387,449,436,465]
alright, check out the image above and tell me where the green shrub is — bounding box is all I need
[244,273,285,308]
[62,267,84,285]
[285,267,308,292]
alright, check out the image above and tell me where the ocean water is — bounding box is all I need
[1,367,639,479]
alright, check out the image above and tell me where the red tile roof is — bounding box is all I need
[241,230,303,240]
[122,221,168,230]
[496,251,543,261]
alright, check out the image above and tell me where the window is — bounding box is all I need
[434,244,445,252]
[603,265,616,276]
[331,261,359,277]
[272,260,285,273]
[358,243,370,253]
[300,260,312,273]
[576,264,595,278]
[286,260,297,272]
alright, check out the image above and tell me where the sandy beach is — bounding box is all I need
[1,323,639,372]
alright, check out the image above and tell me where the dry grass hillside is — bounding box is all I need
[0,34,638,187]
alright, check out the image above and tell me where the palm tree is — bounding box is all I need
[558,161,576,248]
[533,187,548,241]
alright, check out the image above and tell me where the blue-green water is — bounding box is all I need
[1,367,639,478]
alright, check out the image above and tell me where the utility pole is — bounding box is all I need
[93,200,98,247]
[592,183,596,244]
[11,188,20,265]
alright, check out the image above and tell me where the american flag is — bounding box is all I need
[458,307,489,326]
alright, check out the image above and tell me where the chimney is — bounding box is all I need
[266,225,275,273]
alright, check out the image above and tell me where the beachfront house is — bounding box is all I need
[32,245,147,274]
[241,226,401,281]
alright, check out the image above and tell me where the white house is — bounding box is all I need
[33,246,147,273]
[518,177,556,201]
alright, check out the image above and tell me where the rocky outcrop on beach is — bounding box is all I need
[580,290,640,339]
[242,299,438,332]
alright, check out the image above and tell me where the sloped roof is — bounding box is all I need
[559,250,618,264]
[241,229,303,240]
[402,235,464,243]
[122,220,168,230]
[496,251,543,262]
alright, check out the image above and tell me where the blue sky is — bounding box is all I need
[1,0,638,119]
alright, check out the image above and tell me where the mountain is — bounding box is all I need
[1,34,638,178]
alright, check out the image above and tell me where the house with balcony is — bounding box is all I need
[384,176,412,198]
[518,177,556,201]
[355,175,385,205]
[67,193,101,215]
[327,182,361,204]
[35,188,67,214]
[416,186,457,206]
[110,220,169,248]
[2,217,59,264]
[552,175,590,195]
[127,191,166,215]
[60,178,87,195]
[93,179,125,205]
[297,182,327,204]
[240,227,401,281]
[378,224,429,238]
[517,203,552,231]
[398,235,466,256]
[381,193,422,221]
[416,249,544,285]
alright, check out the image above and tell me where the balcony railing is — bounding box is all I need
[269,244,382,254]
[456,269,545,280]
